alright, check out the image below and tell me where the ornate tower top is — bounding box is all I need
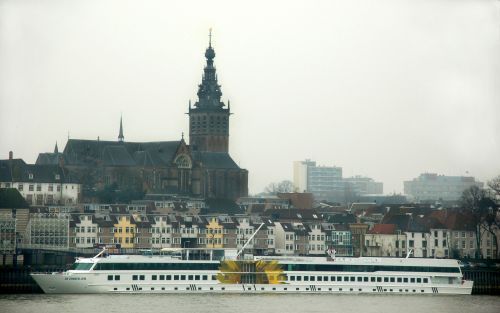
[194,29,225,110]
[118,115,124,142]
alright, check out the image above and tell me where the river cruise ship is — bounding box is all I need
[31,247,473,295]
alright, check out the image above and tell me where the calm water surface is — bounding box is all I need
[1,294,499,313]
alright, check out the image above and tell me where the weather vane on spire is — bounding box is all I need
[209,28,212,47]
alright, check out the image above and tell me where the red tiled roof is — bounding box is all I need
[368,224,397,234]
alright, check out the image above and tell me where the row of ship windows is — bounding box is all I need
[289,275,428,284]
[112,286,428,293]
[108,274,216,281]
[107,274,428,284]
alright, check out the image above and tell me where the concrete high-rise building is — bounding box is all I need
[344,176,383,195]
[404,173,483,202]
[293,160,343,201]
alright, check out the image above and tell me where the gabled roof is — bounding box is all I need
[102,146,136,166]
[368,224,397,235]
[0,159,78,183]
[444,212,476,231]
[407,216,429,232]
[328,212,356,224]
[0,188,29,208]
[192,152,240,169]
[333,224,351,232]
[264,209,322,221]
[36,153,64,165]
[63,139,181,167]
[350,202,378,212]
[382,214,411,232]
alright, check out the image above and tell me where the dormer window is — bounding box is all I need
[28,173,33,180]
[55,174,60,180]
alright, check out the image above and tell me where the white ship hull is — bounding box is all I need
[31,250,473,295]
[31,272,473,295]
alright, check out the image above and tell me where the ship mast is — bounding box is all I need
[236,223,265,259]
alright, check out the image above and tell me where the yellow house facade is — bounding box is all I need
[113,215,136,248]
[206,217,224,248]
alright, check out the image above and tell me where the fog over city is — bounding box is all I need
[1,0,499,195]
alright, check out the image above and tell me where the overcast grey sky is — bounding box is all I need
[1,0,499,195]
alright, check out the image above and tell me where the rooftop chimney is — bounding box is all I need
[9,151,13,160]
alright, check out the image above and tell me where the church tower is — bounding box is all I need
[188,30,230,153]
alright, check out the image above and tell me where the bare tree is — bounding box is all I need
[461,185,498,259]
[460,185,485,211]
[487,175,500,196]
[264,180,295,195]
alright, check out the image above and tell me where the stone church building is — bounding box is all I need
[36,38,248,201]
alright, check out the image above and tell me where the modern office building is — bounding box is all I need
[404,173,483,202]
[293,160,343,200]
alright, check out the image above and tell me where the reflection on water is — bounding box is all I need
[0,294,499,313]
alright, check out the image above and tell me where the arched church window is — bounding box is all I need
[174,155,192,169]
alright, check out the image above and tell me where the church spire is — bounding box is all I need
[54,142,59,154]
[118,115,124,142]
[194,29,224,110]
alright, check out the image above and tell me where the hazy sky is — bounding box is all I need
[1,0,499,195]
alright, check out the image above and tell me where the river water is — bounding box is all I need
[1,294,499,313]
